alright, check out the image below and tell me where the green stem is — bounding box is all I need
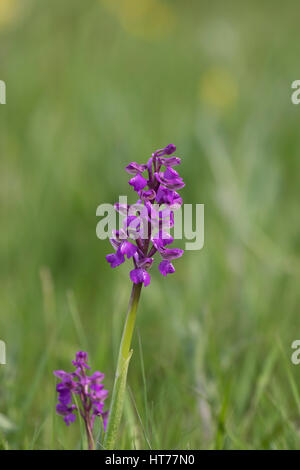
[104,282,142,449]
[85,417,95,450]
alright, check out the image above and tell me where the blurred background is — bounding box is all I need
[1,0,300,450]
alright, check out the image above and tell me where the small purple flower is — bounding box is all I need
[159,156,181,167]
[56,403,77,426]
[155,186,182,208]
[130,268,151,287]
[125,162,147,175]
[54,351,109,449]
[129,174,148,192]
[106,144,185,285]
[154,167,185,190]
[106,251,125,268]
[160,247,184,260]
[159,260,176,276]
[106,240,137,268]
[56,382,72,405]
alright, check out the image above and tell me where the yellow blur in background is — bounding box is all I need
[101,0,176,39]
[199,67,238,112]
[0,0,20,29]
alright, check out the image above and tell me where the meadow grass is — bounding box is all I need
[1,0,300,449]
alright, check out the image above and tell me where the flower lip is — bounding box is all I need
[159,260,176,276]
[56,403,77,426]
[129,174,148,192]
[130,268,151,287]
[106,251,125,268]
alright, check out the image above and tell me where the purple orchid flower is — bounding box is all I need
[129,174,148,192]
[154,167,185,190]
[54,351,109,450]
[106,144,184,287]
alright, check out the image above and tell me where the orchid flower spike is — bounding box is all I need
[106,144,184,286]
[54,351,109,450]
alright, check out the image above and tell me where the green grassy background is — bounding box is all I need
[1,0,300,449]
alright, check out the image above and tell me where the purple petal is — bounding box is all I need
[159,260,175,276]
[89,371,105,383]
[154,169,185,190]
[129,174,148,191]
[152,231,174,250]
[155,186,183,207]
[155,187,173,204]
[140,189,156,201]
[125,162,147,175]
[56,403,77,426]
[119,241,137,259]
[58,389,72,405]
[56,403,68,416]
[135,255,154,269]
[53,370,69,380]
[160,248,184,260]
[130,268,151,287]
[64,413,76,426]
[93,401,105,415]
[159,156,181,167]
[92,387,108,401]
[155,186,173,204]
[106,250,125,268]
[170,192,183,209]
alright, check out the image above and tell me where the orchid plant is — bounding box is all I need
[104,144,185,449]
[54,351,108,450]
